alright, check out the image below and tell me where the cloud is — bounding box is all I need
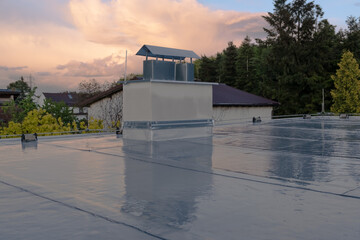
[57,54,124,77]
[0,0,267,92]
[355,2,360,7]
[69,0,266,56]
[36,72,52,76]
[0,65,28,71]
[56,53,141,80]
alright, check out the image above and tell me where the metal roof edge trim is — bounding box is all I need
[213,103,278,107]
[124,79,218,86]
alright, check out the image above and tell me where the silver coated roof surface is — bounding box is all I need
[1,117,360,239]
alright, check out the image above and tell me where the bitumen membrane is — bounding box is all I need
[1,117,360,239]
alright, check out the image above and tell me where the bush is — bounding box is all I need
[0,109,87,137]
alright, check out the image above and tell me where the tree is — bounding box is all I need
[262,0,325,114]
[78,79,102,98]
[198,56,218,82]
[92,91,123,129]
[236,36,257,92]
[343,16,360,63]
[330,51,360,113]
[7,76,31,103]
[0,109,75,136]
[220,42,238,87]
[43,98,75,125]
[3,87,38,123]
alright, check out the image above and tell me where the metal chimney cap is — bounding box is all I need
[136,45,200,60]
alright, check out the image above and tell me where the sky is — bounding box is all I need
[0,0,359,92]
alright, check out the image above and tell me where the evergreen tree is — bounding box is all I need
[236,36,257,92]
[330,51,360,113]
[220,42,238,87]
[262,0,324,114]
[198,56,218,82]
[343,16,360,63]
[309,19,342,111]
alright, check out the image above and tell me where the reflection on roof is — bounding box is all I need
[1,117,360,239]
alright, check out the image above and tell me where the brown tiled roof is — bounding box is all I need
[78,84,123,107]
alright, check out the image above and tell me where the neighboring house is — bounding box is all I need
[80,83,278,126]
[212,84,279,124]
[0,89,20,106]
[79,84,123,128]
[0,89,21,124]
[37,92,87,120]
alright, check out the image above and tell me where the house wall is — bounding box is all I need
[212,106,273,124]
[88,91,123,128]
[35,93,46,107]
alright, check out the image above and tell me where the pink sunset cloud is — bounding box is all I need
[0,0,267,91]
[69,0,266,55]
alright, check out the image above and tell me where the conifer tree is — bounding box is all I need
[220,42,238,87]
[236,36,256,92]
[330,51,360,113]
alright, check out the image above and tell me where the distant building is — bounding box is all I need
[79,83,278,126]
[0,89,21,125]
[0,89,20,106]
[212,84,279,124]
[37,92,87,120]
[79,84,123,128]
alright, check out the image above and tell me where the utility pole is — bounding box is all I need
[321,88,325,114]
[124,50,127,83]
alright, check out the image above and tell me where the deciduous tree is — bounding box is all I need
[43,98,75,125]
[330,51,360,113]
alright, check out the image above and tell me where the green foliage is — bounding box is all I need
[343,16,360,63]
[220,42,238,87]
[7,76,31,103]
[330,51,360,113]
[261,0,326,114]
[236,36,257,93]
[195,0,359,115]
[198,56,218,82]
[0,109,76,136]
[3,87,38,123]
[43,98,75,125]
[88,117,103,130]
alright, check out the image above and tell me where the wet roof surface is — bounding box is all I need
[1,117,360,239]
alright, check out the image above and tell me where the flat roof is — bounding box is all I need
[1,117,360,239]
